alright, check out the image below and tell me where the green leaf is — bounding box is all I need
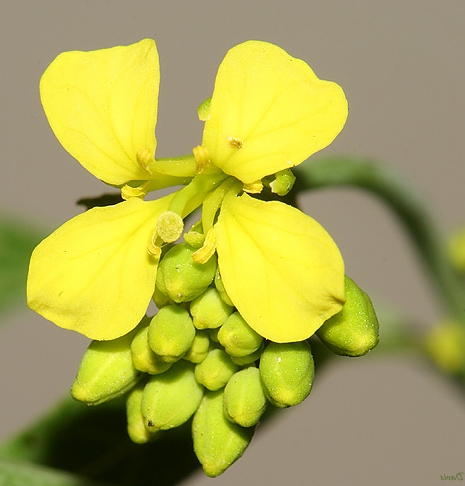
[0,396,200,486]
[0,457,105,486]
[0,213,46,318]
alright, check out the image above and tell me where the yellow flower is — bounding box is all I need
[28,40,187,340]
[28,39,348,343]
[195,41,348,342]
[202,41,347,185]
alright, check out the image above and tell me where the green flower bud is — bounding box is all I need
[131,325,172,374]
[148,305,195,363]
[183,330,210,364]
[71,328,140,405]
[194,348,238,391]
[316,276,379,357]
[223,367,267,427]
[190,288,233,330]
[126,382,157,444]
[152,285,172,308]
[209,328,219,343]
[155,243,217,303]
[259,341,314,408]
[217,312,263,357]
[214,270,234,306]
[141,360,204,431]
[229,342,265,366]
[192,390,255,477]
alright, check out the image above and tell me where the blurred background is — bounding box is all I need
[1,1,464,484]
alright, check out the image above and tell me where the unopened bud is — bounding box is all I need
[148,305,195,363]
[316,276,379,357]
[214,270,234,306]
[155,243,217,303]
[259,341,314,408]
[131,325,172,374]
[223,367,267,427]
[194,348,238,391]
[190,288,233,330]
[192,390,255,477]
[183,330,210,364]
[71,328,140,405]
[141,360,204,431]
[218,312,263,357]
[126,382,157,444]
[230,342,265,366]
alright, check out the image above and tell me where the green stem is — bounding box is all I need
[293,156,465,326]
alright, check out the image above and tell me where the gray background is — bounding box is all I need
[1,1,464,485]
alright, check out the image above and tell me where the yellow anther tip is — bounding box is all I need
[193,145,212,174]
[121,181,151,200]
[243,180,263,194]
[192,228,216,264]
[136,148,155,175]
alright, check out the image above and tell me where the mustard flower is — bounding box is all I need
[27,38,348,343]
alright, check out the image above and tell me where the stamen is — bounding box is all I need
[192,228,216,264]
[228,137,244,149]
[156,211,184,243]
[243,180,263,194]
[147,229,162,260]
[136,148,154,175]
[193,145,212,174]
[121,181,151,200]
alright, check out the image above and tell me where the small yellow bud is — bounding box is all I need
[71,328,140,405]
[316,276,379,357]
[141,360,204,431]
[223,367,267,427]
[192,390,255,477]
[155,243,217,303]
[259,341,314,408]
[424,320,465,374]
[190,288,233,330]
[148,305,195,363]
[194,348,238,391]
[217,312,263,357]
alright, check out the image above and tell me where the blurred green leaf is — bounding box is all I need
[0,396,200,486]
[0,213,46,318]
[0,457,106,486]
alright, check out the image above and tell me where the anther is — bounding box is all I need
[243,180,263,194]
[136,148,154,175]
[228,137,243,149]
[192,228,216,264]
[121,181,151,200]
[147,229,162,259]
[193,145,212,174]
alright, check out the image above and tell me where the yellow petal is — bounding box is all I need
[27,195,174,340]
[215,193,345,342]
[202,40,348,184]
[40,39,159,186]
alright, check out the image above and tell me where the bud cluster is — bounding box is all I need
[71,242,378,477]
